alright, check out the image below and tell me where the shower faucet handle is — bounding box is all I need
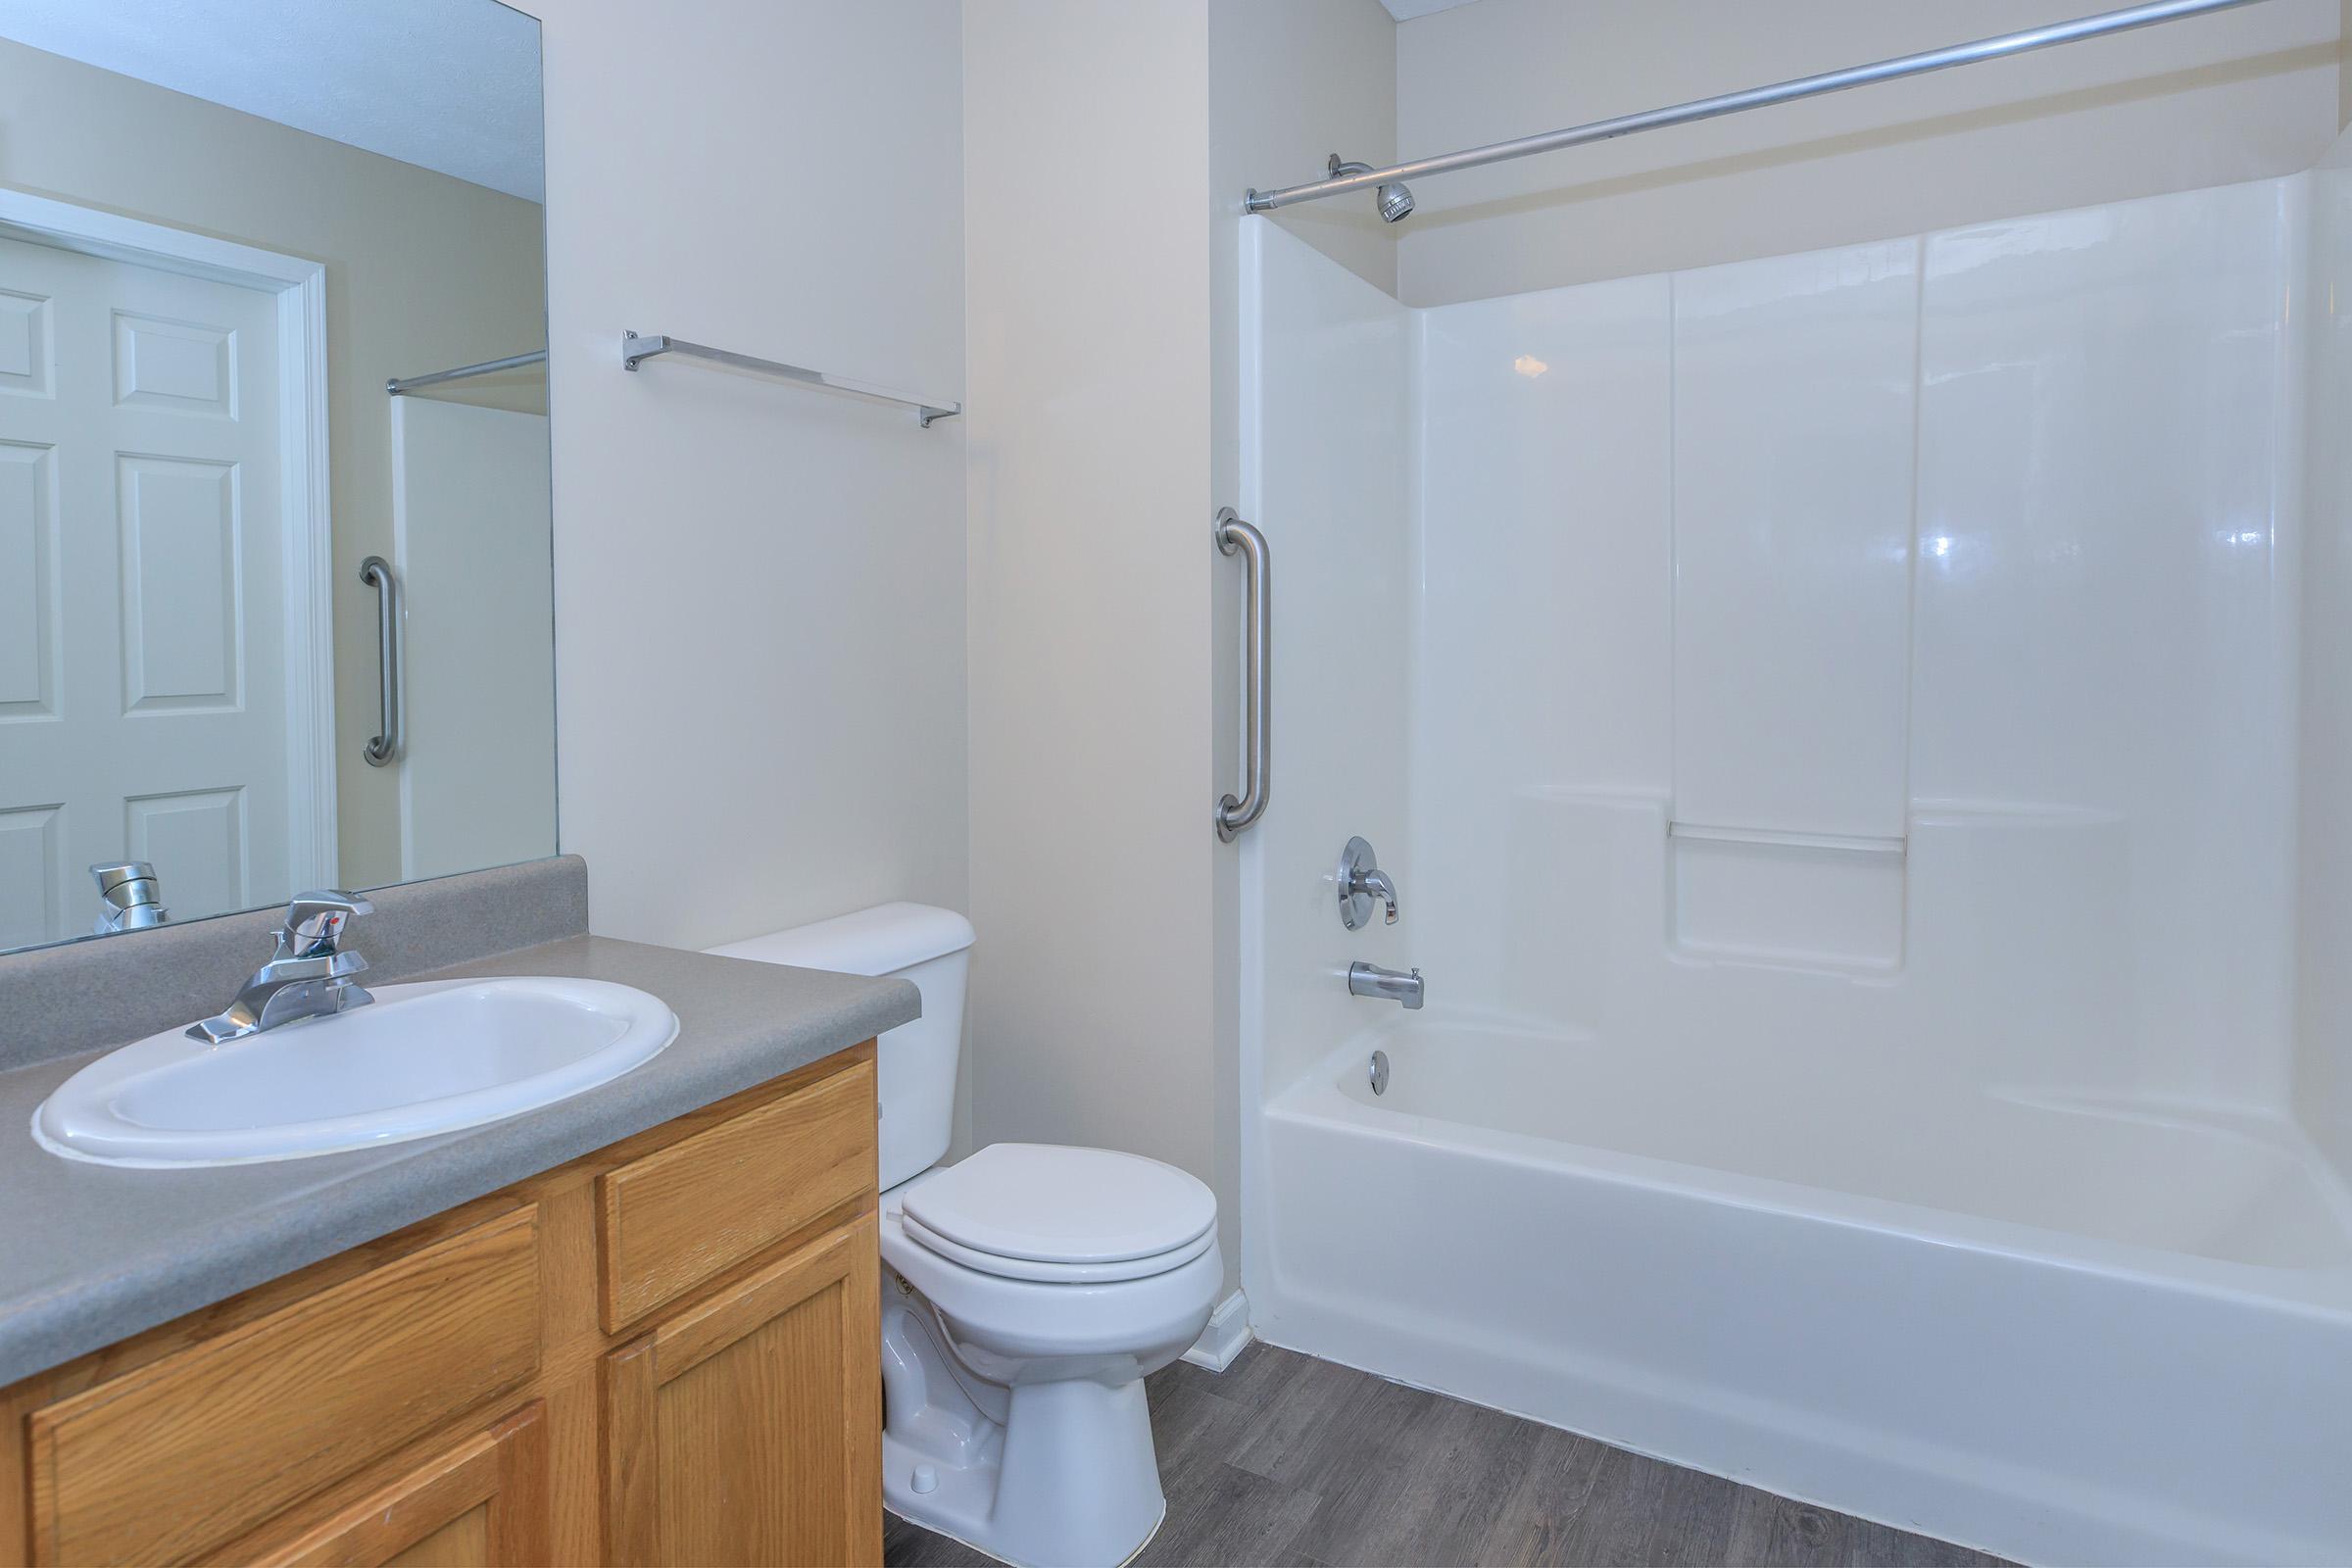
[1338,836,1399,930]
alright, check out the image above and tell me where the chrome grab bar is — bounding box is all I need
[360,556,400,766]
[1215,508,1269,840]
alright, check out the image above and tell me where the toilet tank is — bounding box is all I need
[706,903,974,1189]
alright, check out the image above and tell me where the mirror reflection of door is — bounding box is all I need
[0,232,326,946]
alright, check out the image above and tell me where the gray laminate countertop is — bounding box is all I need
[0,934,917,1387]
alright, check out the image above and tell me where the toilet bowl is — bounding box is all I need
[709,906,1223,1568]
[880,1145,1221,1565]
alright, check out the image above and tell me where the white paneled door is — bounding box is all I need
[0,232,301,946]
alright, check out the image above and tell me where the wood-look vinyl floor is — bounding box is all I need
[881,1344,2014,1568]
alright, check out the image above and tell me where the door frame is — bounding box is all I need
[0,187,337,888]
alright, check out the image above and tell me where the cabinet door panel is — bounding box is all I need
[379,1506,489,1568]
[605,1215,880,1568]
[216,1400,549,1568]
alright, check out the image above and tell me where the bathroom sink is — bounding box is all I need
[31,977,678,1168]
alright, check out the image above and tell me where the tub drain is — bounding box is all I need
[1369,1049,1389,1096]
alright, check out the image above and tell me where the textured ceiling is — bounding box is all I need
[1,0,544,202]
[1382,0,1485,21]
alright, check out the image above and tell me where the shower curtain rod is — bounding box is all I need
[385,349,548,396]
[1242,0,2276,215]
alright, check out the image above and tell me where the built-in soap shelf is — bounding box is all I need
[1666,819,1907,974]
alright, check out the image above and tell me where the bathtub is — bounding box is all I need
[1249,1019,2352,1566]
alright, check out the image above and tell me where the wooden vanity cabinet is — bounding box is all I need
[0,1043,882,1568]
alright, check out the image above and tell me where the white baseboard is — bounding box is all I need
[1180,1290,1252,1371]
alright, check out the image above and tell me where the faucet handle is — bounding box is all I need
[1337,837,1401,930]
[89,861,169,932]
[278,891,373,958]
[90,860,157,897]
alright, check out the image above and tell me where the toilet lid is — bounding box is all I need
[900,1143,1217,1264]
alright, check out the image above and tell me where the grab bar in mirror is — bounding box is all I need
[619,330,961,427]
[1215,508,1270,841]
[360,556,400,766]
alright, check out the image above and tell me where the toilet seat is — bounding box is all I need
[900,1142,1217,1265]
[899,1210,1219,1283]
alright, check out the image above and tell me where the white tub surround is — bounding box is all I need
[1238,158,2352,1566]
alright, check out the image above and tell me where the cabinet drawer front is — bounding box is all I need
[599,1055,875,1330]
[28,1206,541,1566]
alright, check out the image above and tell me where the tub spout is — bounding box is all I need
[1348,961,1424,1010]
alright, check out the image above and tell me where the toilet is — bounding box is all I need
[709,904,1221,1568]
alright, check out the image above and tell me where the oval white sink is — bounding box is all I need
[31,977,679,1168]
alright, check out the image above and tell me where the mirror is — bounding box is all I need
[0,1,553,954]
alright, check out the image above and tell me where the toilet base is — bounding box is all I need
[882,1392,1167,1568]
[882,1302,1169,1567]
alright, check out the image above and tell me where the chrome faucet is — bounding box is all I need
[90,861,169,934]
[1338,837,1399,929]
[188,892,376,1044]
[1348,961,1425,1010]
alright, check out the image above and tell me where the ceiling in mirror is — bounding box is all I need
[1,0,544,199]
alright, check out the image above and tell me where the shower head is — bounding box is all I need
[1327,155,1413,223]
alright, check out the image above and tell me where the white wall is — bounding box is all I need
[960,0,1395,1295]
[520,0,969,952]
[515,0,1396,1289]
[961,0,1222,1265]
[1210,1,1398,301]
[1395,0,2341,305]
